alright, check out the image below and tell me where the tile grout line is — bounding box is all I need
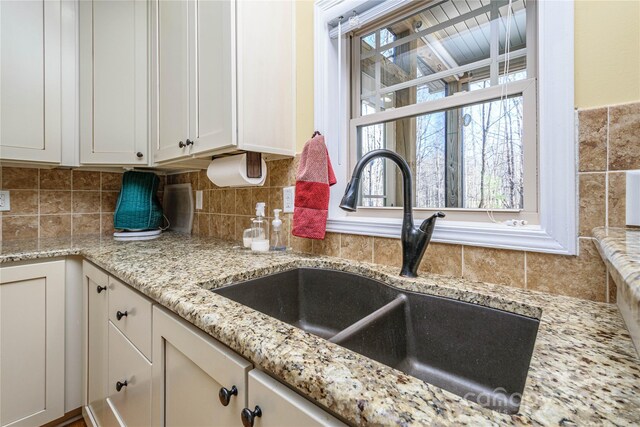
[37,168,41,239]
[605,107,610,227]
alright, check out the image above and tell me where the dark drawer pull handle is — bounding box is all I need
[185,139,194,146]
[116,380,128,392]
[178,141,186,148]
[97,285,107,294]
[219,385,238,406]
[241,406,262,427]
[136,152,143,158]
[116,310,128,320]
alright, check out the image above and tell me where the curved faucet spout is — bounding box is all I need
[339,149,445,277]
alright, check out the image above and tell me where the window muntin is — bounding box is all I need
[351,0,536,214]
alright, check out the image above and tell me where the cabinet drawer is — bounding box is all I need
[108,277,152,360]
[108,322,152,427]
[247,370,346,427]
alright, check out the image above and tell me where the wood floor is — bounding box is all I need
[65,420,87,427]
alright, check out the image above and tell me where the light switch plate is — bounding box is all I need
[0,191,10,211]
[283,186,295,213]
[195,190,203,210]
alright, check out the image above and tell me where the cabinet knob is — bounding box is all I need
[186,139,194,146]
[137,152,143,158]
[116,310,128,321]
[240,406,262,427]
[116,380,128,392]
[96,285,107,294]
[178,141,186,148]
[218,385,238,406]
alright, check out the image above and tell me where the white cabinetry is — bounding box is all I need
[79,0,149,165]
[152,306,252,426]
[152,0,295,164]
[0,260,65,427]
[0,0,61,163]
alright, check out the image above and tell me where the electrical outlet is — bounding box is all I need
[283,186,295,213]
[0,191,10,212]
[195,190,203,210]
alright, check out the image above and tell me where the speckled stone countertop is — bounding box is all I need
[2,233,639,426]
[594,226,640,357]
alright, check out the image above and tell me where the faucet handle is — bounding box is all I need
[419,212,445,232]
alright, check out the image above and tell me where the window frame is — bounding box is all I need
[313,0,576,255]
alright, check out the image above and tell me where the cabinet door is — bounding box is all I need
[152,306,251,427]
[246,370,346,427]
[188,0,235,155]
[0,260,65,427]
[236,0,295,156]
[82,261,110,425]
[0,0,61,163]
[153,0,191,163]
[79,0,148,165]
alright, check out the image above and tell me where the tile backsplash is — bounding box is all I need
[0,167,150,240]
[1,101,637,304]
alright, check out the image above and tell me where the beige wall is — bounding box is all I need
[294,0,640,151]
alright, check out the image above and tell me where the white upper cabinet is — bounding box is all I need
[79,0,148,165]
[152,0,295,165]
[0,0,61,164]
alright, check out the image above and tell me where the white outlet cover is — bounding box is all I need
[195,190,203,210]
[626,171,640,226]
[283,186,295,213]
[0,191,10,211]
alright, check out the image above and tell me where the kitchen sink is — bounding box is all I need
[213,268,539,414]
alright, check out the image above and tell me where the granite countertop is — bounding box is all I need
[593,226,640,357]
[2,233,639,426]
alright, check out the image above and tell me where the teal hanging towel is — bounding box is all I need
[114,171,164,231]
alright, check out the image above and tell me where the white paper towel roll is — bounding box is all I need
[206,153,267,187]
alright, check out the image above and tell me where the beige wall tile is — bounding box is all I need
[101,172,122,191]
[102,213,114,236]
[269,187,284,212]
[40,191,71,214]
[209,190,221,214]
[6,190,38,215]
[40,169,71,190]
[1,167,38,189]
[235,189,252,215]
[420,243,463,277]
[40,215,71,238]
[2,215,38,240]
[268,159,295,187]
[101,191,120,213]
[578,107,608,172]
[219,215,235,240]
[579,173,606,236]
[291,235,313,253]
[527,239,606,302]
[198,213,211,237]
[72,171,100,190]
[373,237,401,268]
[608,171,627,227]
[463,246,525,288]
[251,188,270,215]
[211,214,221,238]
[609,102,640,170]
[341,234,373,263]
[221,189,235,214]
[313,232,341,257]
[72,191,101,214]
[72,214,100,235]
[196,170,211,191]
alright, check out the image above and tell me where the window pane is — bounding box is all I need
[358,0,528,114]
[356,95,525,210]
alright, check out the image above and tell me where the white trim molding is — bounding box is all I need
[314,0,576,255]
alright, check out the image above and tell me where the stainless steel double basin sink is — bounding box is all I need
[213,268,539,414]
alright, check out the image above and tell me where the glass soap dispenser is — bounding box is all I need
[270,209,286,251]
[250,202,269,252]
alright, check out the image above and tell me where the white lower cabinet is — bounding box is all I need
[246,370,345,427]
[152,306,251,426]
[0,261,65,427]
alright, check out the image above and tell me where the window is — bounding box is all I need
[350,0,536,217]
[315,0,576,254]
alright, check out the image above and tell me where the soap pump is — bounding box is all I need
[270,209,286,251]
[250,202,269,252]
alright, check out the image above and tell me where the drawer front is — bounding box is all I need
[108,322,152,427]
[247,370,346,427]
[108,277,152,360]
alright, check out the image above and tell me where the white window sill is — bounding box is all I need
[326,216,573,254]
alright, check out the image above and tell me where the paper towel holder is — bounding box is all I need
[245,152,262,179]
